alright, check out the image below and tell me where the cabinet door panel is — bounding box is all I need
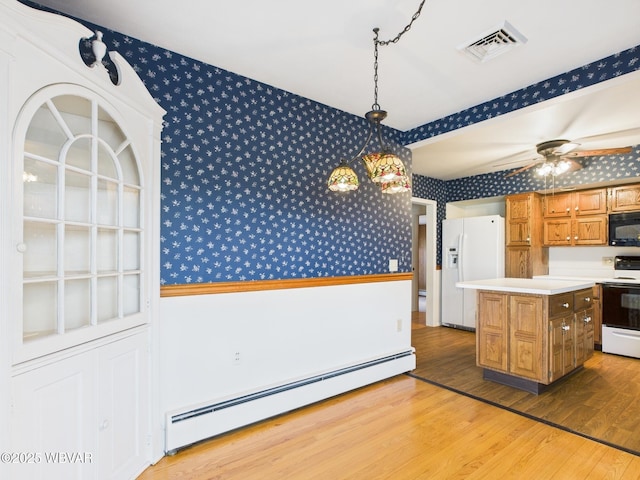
[506,221,530,245]
[98,333,150,480]
[10,352,96,480]
[574,216,607,245]
[549,314,575,383]
[505,247,531,278]
[477,292,508,371]
[509,295,544,380]
[575,189,607,215]
[609,184,640,212]
[543,193,572,217]
[543,219,572,246]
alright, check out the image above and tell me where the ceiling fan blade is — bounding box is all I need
[504,162,539,178]
[564,159,583,172]
[563,146,632,158]
[492,156,537,169]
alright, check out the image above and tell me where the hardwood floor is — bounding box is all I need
[410,325,640,455]
[138,321,640,479]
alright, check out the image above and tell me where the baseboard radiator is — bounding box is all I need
[165,349,416,453]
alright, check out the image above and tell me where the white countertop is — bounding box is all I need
[534,274,640,285]
[456,277,595,294]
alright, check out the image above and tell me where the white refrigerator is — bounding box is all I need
[441,215,505,330]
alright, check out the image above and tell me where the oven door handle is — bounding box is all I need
[603,283,639,289]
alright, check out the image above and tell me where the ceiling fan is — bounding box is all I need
[504,139,632,178]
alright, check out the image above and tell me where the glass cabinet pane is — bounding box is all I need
[64,279,91,331]
[52,95,92,137]
[20,92,146,355]
[123,274,140,316]
[24,103,68,160]
[23,157,58,219]
[123,186,140,228]
[97,276,118,323]
[64,225,91,274]
[97,179,118,225]
[23,221,57,278]
[65,137,92,171]
[123,231,140,271]
[96,105,126,152]
[23,282,58,340]
[98,143,118,179]
[65,170,91,223]
[119,144,140,185]
[97,228,117,273]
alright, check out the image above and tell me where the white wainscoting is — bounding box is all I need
[158,279,414,452]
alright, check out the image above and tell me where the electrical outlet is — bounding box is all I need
[396,318,403,332]
[233,351,241,365]
[602,256,614,266]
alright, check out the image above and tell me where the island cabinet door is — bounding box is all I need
[477,292,508,371]
[575,307,595,366]
[509,295,545,381]
[549,314,575,383]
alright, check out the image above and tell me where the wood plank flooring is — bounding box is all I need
[410,325,640,455]
[137,320,640,479]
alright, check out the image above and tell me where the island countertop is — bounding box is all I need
[456,277,595,295]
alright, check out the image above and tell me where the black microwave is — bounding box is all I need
[609,212,640,246]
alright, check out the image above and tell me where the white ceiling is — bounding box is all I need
[33,0,640,180]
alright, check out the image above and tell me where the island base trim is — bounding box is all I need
[483,367,583,395]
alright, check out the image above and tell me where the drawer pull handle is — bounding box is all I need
[562,302,570,308]
[584,316,592,324]
[562,324,571,331]
[584,297,591,302]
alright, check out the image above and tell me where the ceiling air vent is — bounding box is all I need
[458,21,527,63]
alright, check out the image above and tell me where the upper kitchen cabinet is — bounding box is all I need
[505,193,548,278]
[609,183,640,212]
[543,188,607,217]
[0,1,165,478]
[542,188,608,246]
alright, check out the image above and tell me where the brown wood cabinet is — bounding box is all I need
[609,183,640,212]
[505,193,548,278]
[475,291,508,372]
[591,284,602,346]
[542,188,608,246]
[508,294,544,380]
[476,288,594,388]
[543,189,607,217]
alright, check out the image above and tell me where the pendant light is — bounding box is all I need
[327,1,426,194]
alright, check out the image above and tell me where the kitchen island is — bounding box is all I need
[457,278,595,393]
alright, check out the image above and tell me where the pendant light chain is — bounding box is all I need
[372,0,426,110]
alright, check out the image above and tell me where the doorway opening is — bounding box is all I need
[411,198,439,328]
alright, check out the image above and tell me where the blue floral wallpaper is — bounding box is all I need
[410,45,640,265]
[125,45,412,284]
[27,2,413,284]
[23,2,640,281]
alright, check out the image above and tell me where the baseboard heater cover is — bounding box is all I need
[165,350,416,453]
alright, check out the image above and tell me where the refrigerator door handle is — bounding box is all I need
[458,233,464,282]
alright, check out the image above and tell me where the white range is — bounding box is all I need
[535,255,640,359]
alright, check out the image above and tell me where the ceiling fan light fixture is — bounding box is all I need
[536,159,571,177]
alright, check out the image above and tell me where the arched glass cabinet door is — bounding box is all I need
[17,85,146,362]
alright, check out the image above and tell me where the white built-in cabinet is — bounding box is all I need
[0,1,164,479]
